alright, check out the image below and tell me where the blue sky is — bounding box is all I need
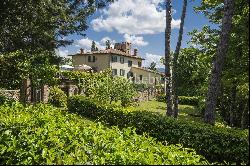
[58,0,217,68]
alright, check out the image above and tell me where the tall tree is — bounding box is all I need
[91,41,99,52]
[0,0,113,53]
[106,40,111,49]
[204,0,234,124]
[165,0,173,116]
[148,62,157,71]
[172,0,187,118]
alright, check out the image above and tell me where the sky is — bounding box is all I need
[57,0,217,68]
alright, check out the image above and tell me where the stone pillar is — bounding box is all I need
[20,79,31,103]
[41,85,50,103]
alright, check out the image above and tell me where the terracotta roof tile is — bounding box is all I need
[132,66,164,75]
[68,49,145,60]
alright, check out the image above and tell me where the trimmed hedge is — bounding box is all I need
[0,103,208,165]
[155,94,166,102]
[68,96,249,164]
[178,96,200,106]
[156,95,201,106]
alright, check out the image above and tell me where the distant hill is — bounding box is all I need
[157,68,165,73]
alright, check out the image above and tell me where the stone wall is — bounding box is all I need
[134,88,161,102]
[0,90,20,101]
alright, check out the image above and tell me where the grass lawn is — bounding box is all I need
[134,99,230,127]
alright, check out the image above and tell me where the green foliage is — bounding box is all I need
[156,95,201,106]
[133,83,148,92]
[0,0,113,52]
[178,96,201,106]
[0,90,16,105]
[0,95,13,106]
[91,41,99,52]
[0,103,208,165]
[0,50,59,89]
[175,47,214,96]
[191,0,249,128]
[48,86,67,108]
[68,96,249,164]
[61,70,136,106]
[148,62,157,71]
[156,93,166,102]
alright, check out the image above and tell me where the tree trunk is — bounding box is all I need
[165,0,173,116]
[241,102,249,129]
[172,0,187,118]
[229,84,237,127]
[204,0,234,125]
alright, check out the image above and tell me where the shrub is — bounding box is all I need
[48,86,67,108]
[0,91,15,105]
[0,103,208,165]
[156,95,201,106]
[0,95,9,105]
[61,70,136,106]
[178,96,200,106]
[68,96,249,164]
[155,93,166,102]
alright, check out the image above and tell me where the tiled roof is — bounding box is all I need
[132,66,164,76]
[68,49,145,60]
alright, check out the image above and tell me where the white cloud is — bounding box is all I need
[91,0,180,35]
[75,37,105,51]
[123,34,148,46]
[143,53,164,68]
[100,36,116,46]
[57,49,69,57]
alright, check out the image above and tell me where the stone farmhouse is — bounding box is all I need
[68,42,163,85]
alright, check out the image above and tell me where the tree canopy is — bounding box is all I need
[0,0,113,53]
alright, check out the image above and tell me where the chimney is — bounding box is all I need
[134,48,138,56]
[80,48,84,54]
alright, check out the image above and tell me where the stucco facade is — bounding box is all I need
[69,42,163,85]
[72,53,110,72]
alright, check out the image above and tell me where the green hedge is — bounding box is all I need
[178,96,200,106]
[156,94,201,106]
[48,86,67,108]
[68,96,249,164]
[155,94,166,102]
[0,103,208,165]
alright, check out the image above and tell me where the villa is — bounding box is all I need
[68,42,163,85]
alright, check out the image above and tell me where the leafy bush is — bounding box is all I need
[155,93,166,102]
[48,86,67,108]
[68,96,249,164]
[0,103,208,165]
[0,95,9,105]
[178,96,200,106]
[156,95,201,106]
[61,70,136,106]
[197,97,206,117]
[0,91,15,105]
[133,83,148,92]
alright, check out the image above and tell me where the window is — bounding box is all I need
[88,56,91,62]
[128,60,132,67]
[138,61,142,67]
[112,69,117,76]
[88,56,97,62]
[93,56,96,62]
[140,75,143,81]
[111,55,117,62]
[120,57,124,64]
[120,69,125,76]
[127,71,133,78]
